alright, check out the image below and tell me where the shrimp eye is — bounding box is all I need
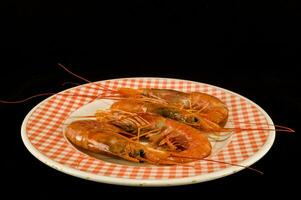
[139,149,145,157]
[186,116,199,123]
[192,117,199,123]
[129,149,145,158]
[157,108,179,119]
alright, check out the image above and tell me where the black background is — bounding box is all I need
[1,1,300,199]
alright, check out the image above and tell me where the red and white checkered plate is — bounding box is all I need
[21,78,275,186]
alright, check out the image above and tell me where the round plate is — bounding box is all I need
[21,78,275,186]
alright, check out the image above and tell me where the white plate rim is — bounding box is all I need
[21,77,275,187]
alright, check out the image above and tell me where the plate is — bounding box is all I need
[21,77,275,186]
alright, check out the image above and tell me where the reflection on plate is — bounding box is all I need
[21,78,275,186]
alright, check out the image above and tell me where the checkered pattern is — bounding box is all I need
[25,78,270,179]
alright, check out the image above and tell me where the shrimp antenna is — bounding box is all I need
[0,93,56,104]
[0,63,124,104]
[57,63,92,83]
[0,63,95,104]
[225,120,295,133]
[221,126,295,133]
[0,92,100,104]
[202,158,264,175]
[57,63,121,94]
[170,154,264,175]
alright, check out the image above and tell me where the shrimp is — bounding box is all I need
[65,119,267,174]
[65,112,212,165]
[110,98,225,132]
[95,110,212,158]
[65,120,175,164]
[116,88,229,126]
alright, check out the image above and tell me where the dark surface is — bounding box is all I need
[1,1,301,199]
